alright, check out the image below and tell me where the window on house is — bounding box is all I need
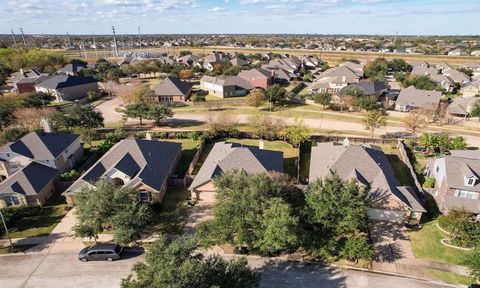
[468,178,475,186]
[138,190,151,203]
[2,195,20,206]
[457,190,478,199]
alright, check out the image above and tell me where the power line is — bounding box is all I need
[10,29,17,48]
[111,26,119,57]
[92,31,98,59]
[19,27,27,48]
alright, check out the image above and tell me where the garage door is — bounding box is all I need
[367,208,405,223]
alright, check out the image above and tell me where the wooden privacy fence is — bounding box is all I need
[396,140,425,196]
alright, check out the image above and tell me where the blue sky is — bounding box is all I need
[0,0,479,35]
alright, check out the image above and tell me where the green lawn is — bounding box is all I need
[2,192,67,239]
[409,220,472,266]
[376,144,413,186]
[149,188,192,235]
[424,268,475,286]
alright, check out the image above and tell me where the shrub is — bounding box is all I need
[60,170,80,182]
[339,235,374,262]
[423,177,435,188]
[438,210,480,247]
[151,131,168,139]
[0,206,41,226]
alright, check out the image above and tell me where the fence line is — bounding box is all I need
[397,140,425,195]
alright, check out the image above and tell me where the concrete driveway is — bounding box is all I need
[183,202,214,235]
[369,221,415,264]
[95,96,123,123]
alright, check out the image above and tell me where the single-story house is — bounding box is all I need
[63,139,181,205]
[309,65,361,94]
[461,79,480,97]
[339,80,388,98]
[201,52,230,71]
[200,75,253,98]
[35,75,99,102]
[152,76,192,102]
[59,60,87,76]
[230,57,250,67]
[238,68,274,89]
[309,142,425,224]
[338,61,364,77]
[446,97,479,117]
[395,86,442,112]
[189,141,284,202]
[425,151,480,219]
[462,61,480,77]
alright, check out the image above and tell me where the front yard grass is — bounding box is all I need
[408,220,472,266]
[3,192,67,239]
[149,188,191,235]
[424,268,475,286]
[0,244,38,254]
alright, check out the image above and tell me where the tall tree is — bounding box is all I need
[146,104,173,126]
[132,84,154,103]
[52,105,104,129]
[470,99,480,120]
[266,84,287,107]
[312,92,332,108]
[284,119,311,147]
[122,235,260,288]
[363,110,386,138]
[246,89,265,108]
[123,103,150,125]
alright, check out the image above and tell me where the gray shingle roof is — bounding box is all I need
[0,162,58,197]
[396,86,442,109]
[446,97,479,116]
[36,75,97,89]
[152,76,192,97]
[64,139,181,195]
[0,132,79,161]
[309,142,425,212]
[200,75,254,90]
[189,142,283,190]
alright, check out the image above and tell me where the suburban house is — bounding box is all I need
[260,64,297,84]
[408,60,429,68]
[263,57,300,74]
[461,79,480,97]
[339,80,388,98]
[200,75,253,98]
[302,55,323,69]
[177,54,201,68]
[0,130,82,207]
[35,75,99,102]
[462,62,480,77]
[152,76,192,102]
[395,86,442,112]
[425,150,480,219]
[189,141,284,202]
[411,67,439,76]
[59,60,87,76]
[448,48,468,56]
[238,68,274,89]
[442,69,470,84]
[309,142,425,224]
[338,61,365,77]
[7,68,48,94]
[309,65,361,94]
[446,97,479,117]
[201,52,230,71]
[230,57,250,67]
[63,138,181,206]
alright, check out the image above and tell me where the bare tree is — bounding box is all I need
[113,82,140,105]
[103,80,118,98]
[403,111,428,136]
[13,107,55,130]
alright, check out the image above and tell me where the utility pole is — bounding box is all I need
[10,29,17,48]
[111,26,118,57]
[92,31,98,59]
[0,209,13,250]
[137,26,142,48]
[19,27,27,48]
[66,32,71,47]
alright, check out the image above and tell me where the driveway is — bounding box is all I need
[369,221,415,264]
[183,202,214,235]
[95,96,123,123]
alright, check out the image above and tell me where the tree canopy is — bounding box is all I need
[122,235,260,288]
[52,105,104,129]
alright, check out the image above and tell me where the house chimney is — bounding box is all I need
[343,137,350,147]
[40,118,53,133]
[342,76,346,83]
[259,139,265,150]
[145,132,152,140]
[20,68,24,76]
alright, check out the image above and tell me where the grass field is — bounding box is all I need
[0,244,38,255]
[408,220,472,266]
[424,268,475,286]
[2,192,67,239]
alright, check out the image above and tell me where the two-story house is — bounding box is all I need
[426,150,480,219]
[0,129,83,207]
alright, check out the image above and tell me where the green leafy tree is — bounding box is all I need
[246,89,265,108]
[146,104,173,126]
[363,110,386,138]
[132,84,154,103]
[73,181,151,245]
[354,96,378,111]
[266,84,287,106]
[284,119,311,147]
[339,235,374,262]
[388,59,412,72]
[312,92,332,108]
[223,65,242,76]
[52,105,104,129]
[306,174,369,235]
[198,172,301,255]
[179,50,192,57]
[121,235,260,288]
[0,107,13,129]
[123,103,150,125]
[22,92,54,107]
[450,136,467,150]
[457,67,473,78]
[403,75,441,90]
[364,57,388,81]
[470,99,480,119]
